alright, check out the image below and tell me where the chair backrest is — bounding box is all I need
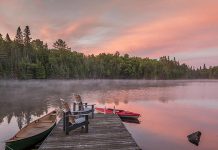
[74,94,84,111]
[61,99,75,123]
[63,101,71,112]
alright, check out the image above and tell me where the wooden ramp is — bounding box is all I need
[39,113,140,150]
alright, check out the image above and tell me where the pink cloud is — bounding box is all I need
[38,17,101,46]
[0,16,14,38]
[182,56,218,68]
[0,0,218,66]
[96,3,218,59]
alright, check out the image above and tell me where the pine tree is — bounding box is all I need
[0,33,3,40]
[15,27,23,44]
[44,43,48,49]
[23,26,31,45]
[5,33,11,42]
[53,39,70,50]
[203,64,206,70]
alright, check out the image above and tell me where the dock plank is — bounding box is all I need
[39,113,141,150]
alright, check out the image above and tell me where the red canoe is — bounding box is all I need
[95,107,140,119]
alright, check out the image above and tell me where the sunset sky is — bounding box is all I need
[0,0,218,67]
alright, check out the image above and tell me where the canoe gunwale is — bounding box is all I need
[5,122,56,143]
[5,122,56,150]
[6,110,57,143]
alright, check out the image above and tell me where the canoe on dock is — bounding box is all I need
[5,110,57,150]
[95,107,140,119]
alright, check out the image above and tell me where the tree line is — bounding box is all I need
[0,26,218,79]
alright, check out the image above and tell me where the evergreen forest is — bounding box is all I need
[0,26,218,79]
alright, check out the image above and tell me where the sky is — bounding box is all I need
[0,0,218,67]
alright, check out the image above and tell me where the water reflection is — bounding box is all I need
[119,100,218,150]
[0,80,218,150]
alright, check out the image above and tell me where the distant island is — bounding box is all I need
[0,26,218,79]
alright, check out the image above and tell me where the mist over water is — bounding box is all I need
[0,80,218,150]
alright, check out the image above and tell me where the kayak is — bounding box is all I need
[95,107,140,119]
[5,110,57,150]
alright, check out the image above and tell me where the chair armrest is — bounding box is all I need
[67,114,89,117]
[71,110,91,113]
[83,104,96,107]
[73,103,96,106]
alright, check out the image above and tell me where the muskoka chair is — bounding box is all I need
[73,94,95,119]
[72,102,95,118]
[61,99,89,135]
[63,111,89,135]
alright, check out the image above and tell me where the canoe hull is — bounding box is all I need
[121,117,140,124]
[5,110,57,150]
[5,123,56,150]
[119,115,139,119]
[5,122,56,150]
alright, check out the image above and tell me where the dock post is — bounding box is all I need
[91,105,94,118]
[63,111,66,131]
[79,103,82,111]
[85,115,89,133]
[65,111,70,135]
[73,103,76,111]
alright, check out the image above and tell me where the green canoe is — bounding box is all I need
[5,110,57,150]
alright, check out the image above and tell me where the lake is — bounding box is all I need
[0,80,218,150]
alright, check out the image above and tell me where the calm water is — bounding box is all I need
[0,80,218,150]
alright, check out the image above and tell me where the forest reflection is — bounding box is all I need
[1,80,218,150]
[0,94,49,129]
[0,80,186,129]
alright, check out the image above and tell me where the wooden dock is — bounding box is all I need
[39,113,140,150]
